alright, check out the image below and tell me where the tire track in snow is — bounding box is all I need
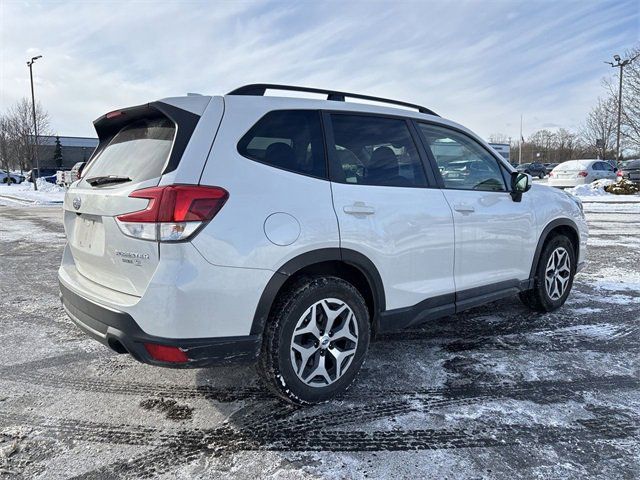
[6,403,632,479]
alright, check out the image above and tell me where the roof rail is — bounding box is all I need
[226,84,438,116]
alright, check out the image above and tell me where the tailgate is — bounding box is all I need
[63,100,206,296]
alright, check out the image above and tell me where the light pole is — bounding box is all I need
[27,55,42,190]
[605,53,639,163]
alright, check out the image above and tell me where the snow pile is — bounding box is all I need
[0,178,65,205]
[13,178,65,193]
[566,179,615,197]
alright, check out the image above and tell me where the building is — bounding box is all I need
[36,135,98,170]
[488,143,511,163]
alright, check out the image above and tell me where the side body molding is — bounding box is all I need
[250,248,385,336]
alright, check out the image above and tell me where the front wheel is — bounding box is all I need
[258,276,370,405]
[519,234,576,312]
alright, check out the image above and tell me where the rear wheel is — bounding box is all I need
[538,172,544,179]
[258,276,370,404]
[519,234,576,312]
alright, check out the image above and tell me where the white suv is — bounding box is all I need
[59,84,588,404]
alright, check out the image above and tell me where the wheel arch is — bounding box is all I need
[530,218,580,279]
[250,248,385,336]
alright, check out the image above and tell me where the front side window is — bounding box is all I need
[237,110,326,178]
[328,114,427,187]
[418,124,507,192]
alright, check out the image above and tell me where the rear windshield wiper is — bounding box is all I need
[86,175,132,187]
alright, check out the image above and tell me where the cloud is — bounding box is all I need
[1,0,638,140]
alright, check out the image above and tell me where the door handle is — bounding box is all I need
[453,204,475,213]
[343,202,376,215]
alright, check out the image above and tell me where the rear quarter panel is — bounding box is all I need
[192,96,340,271]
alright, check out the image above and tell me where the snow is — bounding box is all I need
[0,179,65,206]
[563,179,640,203]
[535,177,640,202]
[566,179,615,197]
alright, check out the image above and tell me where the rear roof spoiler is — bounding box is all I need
[91,101,201,175]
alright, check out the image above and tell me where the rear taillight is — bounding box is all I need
[549,172,554,177]
[116,185,228,242]
[617,170,624,177]
[577,171,588,177]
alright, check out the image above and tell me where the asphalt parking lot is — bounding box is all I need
[1,202,639,479]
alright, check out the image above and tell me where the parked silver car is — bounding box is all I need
[548,160,617,188]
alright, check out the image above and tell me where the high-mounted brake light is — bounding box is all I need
[116,185,228,242]
[577,171,588,177]
[106,110,124,119]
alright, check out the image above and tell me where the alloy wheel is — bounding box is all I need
[289,298,358,387]
[544,247,571,300]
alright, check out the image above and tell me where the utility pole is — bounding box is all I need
[27,55,42,191]
[605,53,639,163]
[518,115,523,165]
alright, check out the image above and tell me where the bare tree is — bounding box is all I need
[581,96,618,160]
[3,98,51,177]
[0,115,11,178]
[603,45,640,156]
[619,46,640,153]
[555,128,580,162]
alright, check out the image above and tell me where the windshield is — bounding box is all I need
[83,117,175,184]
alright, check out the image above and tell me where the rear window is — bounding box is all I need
[83,117,175,184]
[237,110,326,178]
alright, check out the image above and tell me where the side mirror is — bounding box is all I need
[510,171,531,202]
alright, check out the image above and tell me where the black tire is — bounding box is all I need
[519,234,576,312]
[258,275,370,405]
[538,173,544,179]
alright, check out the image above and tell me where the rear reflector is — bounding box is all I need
[144,343,189,363]
[116,185,228,242]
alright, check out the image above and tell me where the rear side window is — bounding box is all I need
[84,117,175,183]
[237,110,326,178]
[328,114,427,187]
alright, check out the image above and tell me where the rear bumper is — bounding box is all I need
[548,178,585,188]
[59,282,261,368]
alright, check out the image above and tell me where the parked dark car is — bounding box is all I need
[26,168,59,184]
[617,159,640,184]
[517,162,547,178]
[544,163,559,174]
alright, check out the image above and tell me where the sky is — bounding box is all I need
[1,0,638,140]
